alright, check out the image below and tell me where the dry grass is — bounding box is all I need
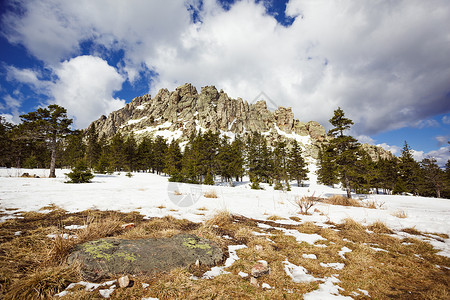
[197,207,208,211]
[324,195,362,207]
[403,227,422,236]
[204,190,218,198]
[1,209,449,299]
[173,190,183,195]
[368,221,394,234]
[364,200,385,209]
[156,204,166,209]
[267,215,286,221]
[392,209,408,218]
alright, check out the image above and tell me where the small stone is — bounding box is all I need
[255,245,263,251]
[251,260,270,278]
[250,277,259,287]
[121,223,135,229]
[118,276,130,288]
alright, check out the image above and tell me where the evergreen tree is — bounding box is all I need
[273,140,288,190]
[420,158,444,198]
[287,140,309,187]
[246,132,271,189]
[395,141,421,195]
[85,124,101,169]
[63,130,85,168]
[0,116,14,167]
[109,133,126,171]
[217,136,245,186]
[321,107,360,198]
[136,137,154,172]
[153,136,168,175]
[66,159,94,183]
[165,140,183,181]
[124,133,137,171]
[19,104,73,177]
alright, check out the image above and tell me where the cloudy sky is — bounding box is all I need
[0,0,449,164]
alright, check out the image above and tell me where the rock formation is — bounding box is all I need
[87,83,391,160]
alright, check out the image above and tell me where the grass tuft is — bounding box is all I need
[204,190,218,198]
[392,209,408,218]
[368,221,393,234]
[324,195,362,207]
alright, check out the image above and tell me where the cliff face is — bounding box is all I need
[87,83,327,157]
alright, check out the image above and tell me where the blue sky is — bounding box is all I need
[0,0,449,165]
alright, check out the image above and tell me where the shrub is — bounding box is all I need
[294,196,317,215]
[65,160,94,183]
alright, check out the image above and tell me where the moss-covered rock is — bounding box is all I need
[67,234,223,281]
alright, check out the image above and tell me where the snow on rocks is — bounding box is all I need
[203,244,247,279]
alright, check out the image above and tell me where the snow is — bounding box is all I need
[238,271,248,278]
[303,276,352,300]
[202,244,247,279]
[283,259,318,283]
[338,247,352,259]
[121,116,148,127]
[1,168,449,257]
[273,124,311,145]
[303,254,317,259]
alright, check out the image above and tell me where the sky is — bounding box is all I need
[0,0,449,165]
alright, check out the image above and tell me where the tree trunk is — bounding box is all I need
[436,182,441,198]
[344,173,352,198]
[49,145,57,178]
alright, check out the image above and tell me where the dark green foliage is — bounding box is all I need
[165,140,183,180]
[288,140,308,187]
[419,158,444,198]
[109,133,126,171]
[246,132,272,189]
[395,142,421,195]
[273,140,288,190]
[124,133,137,171]
[85,125,101,169]
[66,160,94,183]
[317,107,360,198]
[217,136,244,186]
[153,136,168,175]
[63,130,85,168]
[19,104,73,177]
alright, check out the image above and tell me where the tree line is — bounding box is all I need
[316,107,450,198]
[0,104,449,198]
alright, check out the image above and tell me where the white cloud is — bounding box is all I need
[419,146,450,167]
[1,95,22,123]
[51,55,125,128]
[2,0,450,136]
[436,136,449,146]
[442,115,450,125]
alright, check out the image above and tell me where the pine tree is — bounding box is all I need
[322,107,360,198]
[246,132,269,189]
[288,140,309,187]
[165,140,183,181]
[273,140,288,190]
[317,146,338,186]
[136,137,154,172]
[63,130,85,168]
[396,141,420,195]
[19,104,73,177]
[124,133,137,171]
[420,158,444,198]
[85,125,101,169]
[0,116,14,167]
[66,159,94,183]
[109,133,126,171]
[153,136,168,175]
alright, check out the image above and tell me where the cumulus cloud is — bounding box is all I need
[51,56,125,128]
[1,0,450,135]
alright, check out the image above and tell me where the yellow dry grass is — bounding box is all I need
[204,189,218,198]
[1,209,449,299]
[324,195,362,207]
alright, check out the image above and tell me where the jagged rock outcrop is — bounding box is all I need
[87,83,328,158]
[361,144,395,161]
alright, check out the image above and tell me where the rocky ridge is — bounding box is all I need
[87,83,392,160]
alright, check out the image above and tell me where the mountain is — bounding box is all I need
[87,83,392,160]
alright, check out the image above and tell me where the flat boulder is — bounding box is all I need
[67,234,223,281]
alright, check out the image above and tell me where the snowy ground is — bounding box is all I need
[1,167,449,299]
[1,167,449,258]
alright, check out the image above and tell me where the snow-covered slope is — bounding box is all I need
[1,168,449,257]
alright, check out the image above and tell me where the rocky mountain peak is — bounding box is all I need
[86,83,387,160]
